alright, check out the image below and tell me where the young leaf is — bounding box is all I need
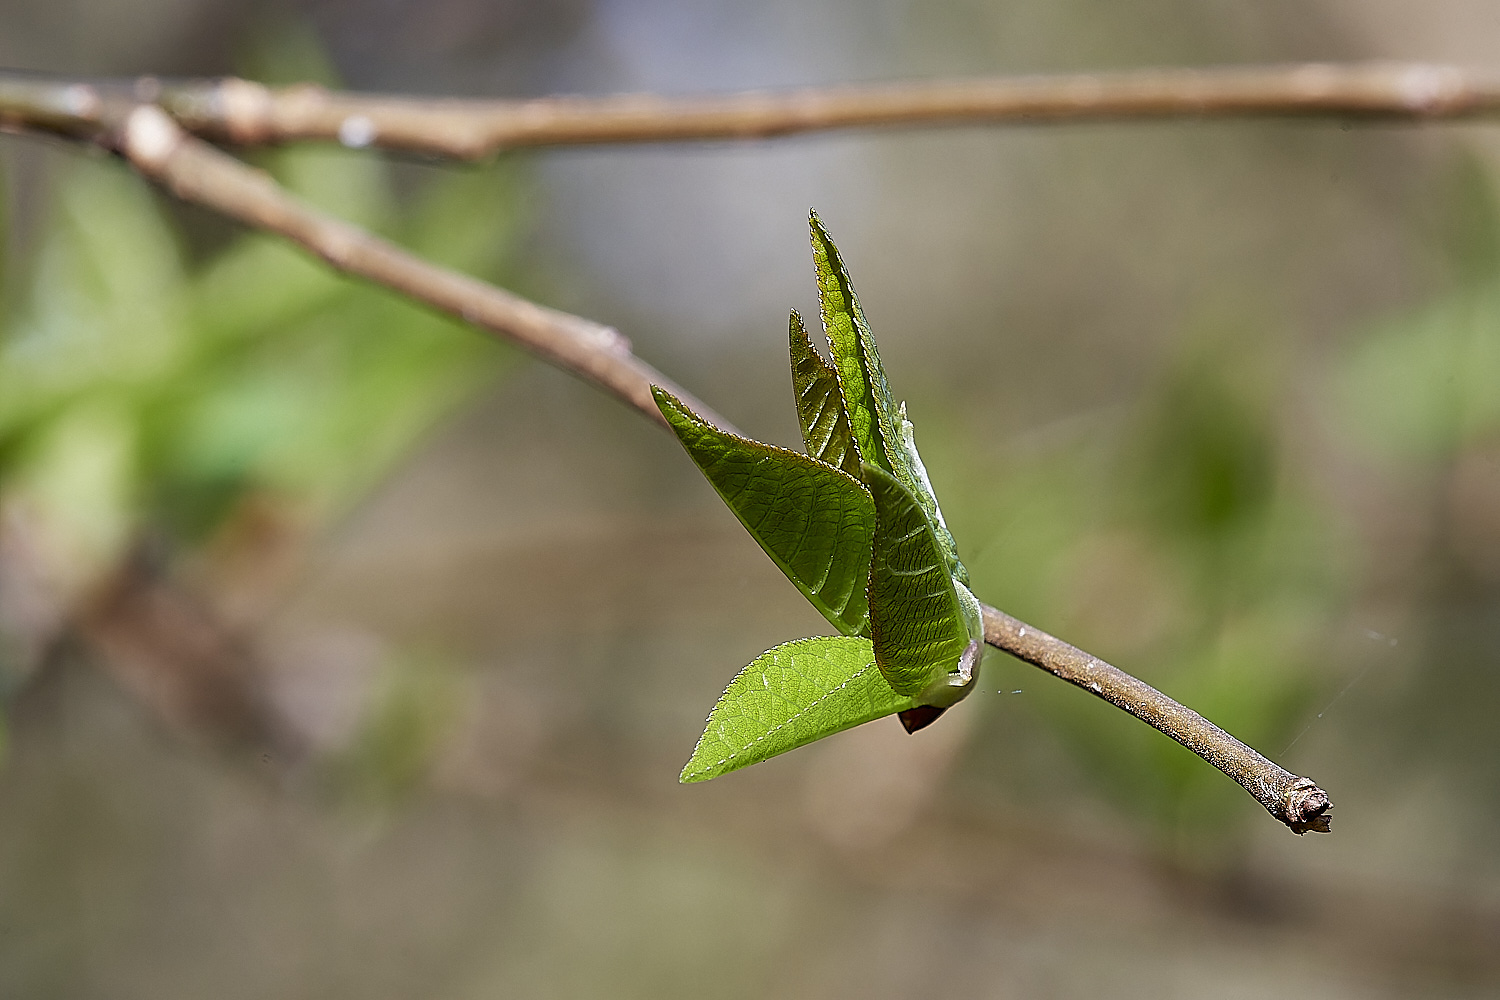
[789,310,862,480]
[809,213,967,582]
[895,405,970,585]
[680,635,918,782]
[810,211,897,477]
[653,385,874,637]
[863,462,979,701]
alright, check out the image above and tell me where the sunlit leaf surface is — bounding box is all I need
[680,635,917,782]
[654,386,874,637]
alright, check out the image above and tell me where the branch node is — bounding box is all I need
[62,84,101,120]
[595,325,631,353]
[121,104,183,169]
[1397,64,1465,113]
[217,77,275,145]
[337,114,378,149]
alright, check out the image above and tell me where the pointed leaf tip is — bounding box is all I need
[810,214,894,481]
[803,219,968,583]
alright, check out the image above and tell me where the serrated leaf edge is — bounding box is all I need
[809,211,891,476]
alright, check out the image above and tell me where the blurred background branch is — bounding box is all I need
[6,63,1500,160]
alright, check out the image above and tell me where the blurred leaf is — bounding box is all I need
[0,29,528,793]
[947,319,1343,844]
[1,141,518,571]
[271,145,393,233]
[1338,286,1500,458]
[1335,159,1500,459]
[408,159,529,273]
[1140,345,1275,542]
[5,398,137,584]
[680,636,917,782]
[339,648,461,802]
[0,163,189,433]
[0,163,8,315]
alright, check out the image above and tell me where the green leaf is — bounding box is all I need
[864,462,981,700]
[808,213,967,583]
[789,310,862,480]
[680,635,918,782]
[664,217,985,781]
[653,385,874,636]
[810,211,898,477]
[894,403,969,585]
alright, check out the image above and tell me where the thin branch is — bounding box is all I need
[113,105,723,431]
[1,101,1330,833]
[981,605,1330,833]
[5,63,1499,161]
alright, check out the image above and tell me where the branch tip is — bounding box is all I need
[1282,777,1333,835]
[981,603,1334,835]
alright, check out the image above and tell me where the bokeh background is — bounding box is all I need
[3,1,1499,996]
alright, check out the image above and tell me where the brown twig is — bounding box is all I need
[1,63,1499,160]
[113,105,723,430]
[0,92,1331,832]
[981,605,1331,833]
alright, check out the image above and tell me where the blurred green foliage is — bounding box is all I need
[1339,156,1500,462]
[1,152,505,534]
[0,78,525,780]
[335,646,465,804]
[1330,156,1500,812]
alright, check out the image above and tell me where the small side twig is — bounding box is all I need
[0,96,1331,833]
